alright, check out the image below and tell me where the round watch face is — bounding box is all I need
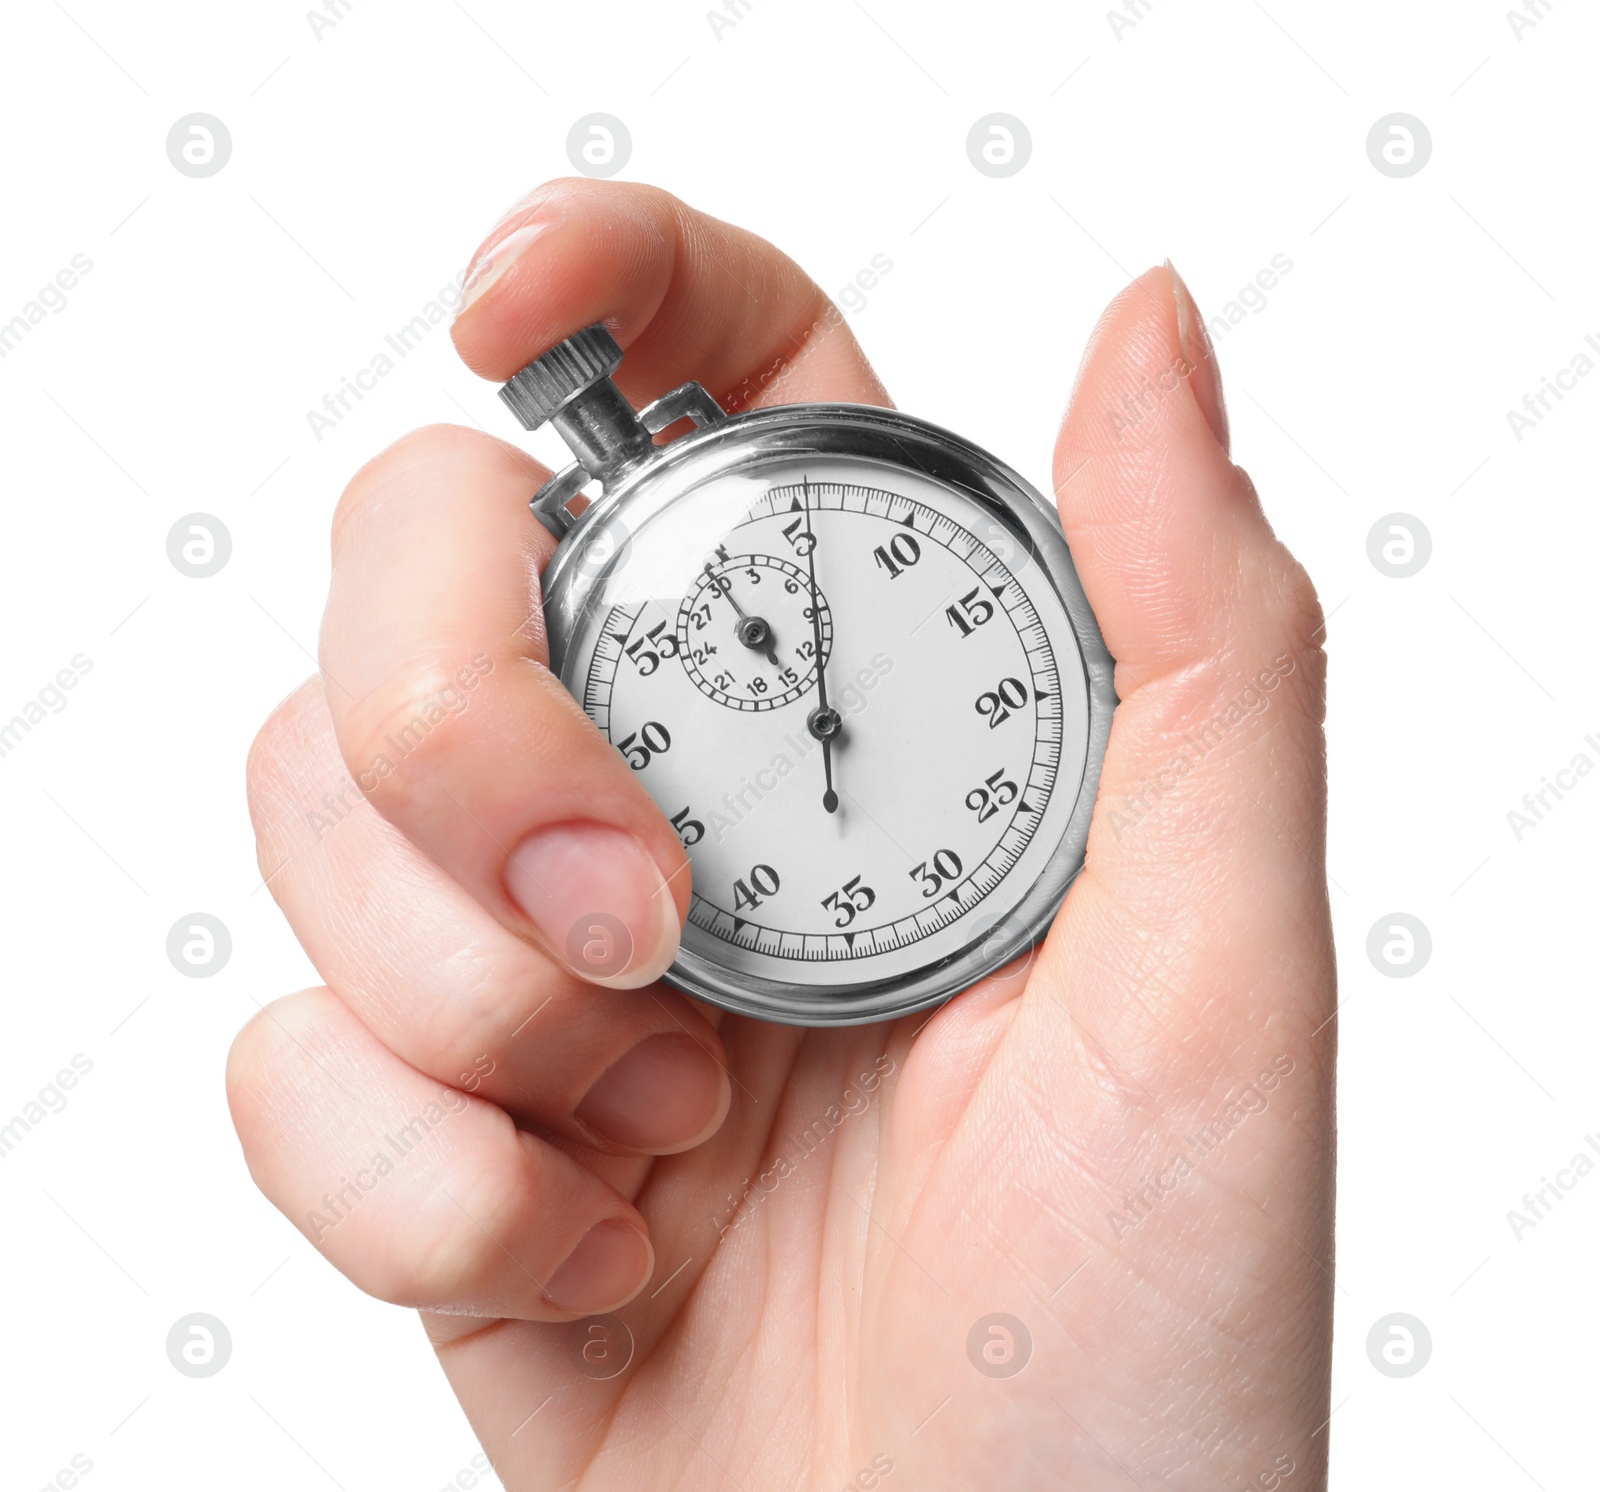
[545,408,1114,1025]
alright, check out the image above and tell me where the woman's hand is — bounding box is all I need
[230,179,1334,1491]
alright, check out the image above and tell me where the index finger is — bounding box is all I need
[449,177,892,411]
[320,424,691,992]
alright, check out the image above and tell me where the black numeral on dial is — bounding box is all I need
[945,587,995,637]
[781,517,817,556]
[872,533,921,579]
[821,874,877,927]
[624,621,680,676]
[617,721,671,770]
[910,849,963,898]
[965,769,1019,823]
[733,864,781,911]
[975,676,1027,728]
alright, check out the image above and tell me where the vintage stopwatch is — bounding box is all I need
[499,324,1116,1026]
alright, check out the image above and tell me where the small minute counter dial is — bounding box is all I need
[675,552,833,712]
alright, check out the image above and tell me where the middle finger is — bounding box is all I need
[248,681,731,1157]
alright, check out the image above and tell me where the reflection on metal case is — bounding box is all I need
[501,323,1115,1026]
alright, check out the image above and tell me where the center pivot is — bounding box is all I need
[806,705,842,742]
[736,616,773,651]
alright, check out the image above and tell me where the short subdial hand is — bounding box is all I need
[704,562,779,667]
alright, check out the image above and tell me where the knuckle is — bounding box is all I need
[383,1215,497,1308]
[1225,550,1327,730]
[1238,543,1324,661]
[339,654,494,800]
[1274,556,1324,654]
[411,931,543,1079]
[330,424,482,560]
[225,989,335,1124]
[374,1139,530,1308]
[1265,555,1329,710]
[223,1006,276,1117]
[245,678,327,824]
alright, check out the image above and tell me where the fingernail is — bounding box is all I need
[457,220,548,320]
[543,1217,653,1314]
[1165,260,1230,453]
[575,1033,731,1153]
[505,823,681,989]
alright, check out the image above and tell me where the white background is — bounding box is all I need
[1,1,1594,1487]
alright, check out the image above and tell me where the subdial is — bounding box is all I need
[675,552,832,711]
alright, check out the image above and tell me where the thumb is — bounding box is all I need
[1055,263,1326,867]
[915,271,1336,1487]
[1055,262,1313,700]
[1033,264,1330,1031]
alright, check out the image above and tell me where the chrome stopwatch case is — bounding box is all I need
[500,324,1116,1026]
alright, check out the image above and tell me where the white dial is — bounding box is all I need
[563,453,1093,995]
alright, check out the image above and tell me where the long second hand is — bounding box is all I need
[802,476,838,815]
